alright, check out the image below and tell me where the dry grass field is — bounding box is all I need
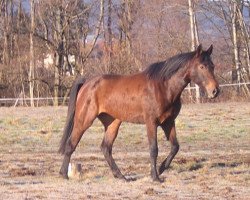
[0,102,249,200]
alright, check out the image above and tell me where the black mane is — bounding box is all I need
[144,51,197,80]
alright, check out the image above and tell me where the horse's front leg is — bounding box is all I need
[146,120,163,182]
[159,121,179,175]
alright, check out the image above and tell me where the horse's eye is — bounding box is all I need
[200,65,204,69]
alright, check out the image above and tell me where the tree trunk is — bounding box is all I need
[231,1,241,85]
[189,0,196,51]
[236,3,250,78]
[80,0,104,67]
[123,0,133,56]
[107,0,112,51]
[29,0,35,107]
[17,1,26,105]
[106,0,112,72]
[54,6,64,106]
[188,0,200,103]
[10,0,14,59]
[3,0,10,65]
[235,1,250,95]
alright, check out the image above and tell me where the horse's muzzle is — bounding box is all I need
[208,87,220,99]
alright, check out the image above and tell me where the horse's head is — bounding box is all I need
[187,44,219,99]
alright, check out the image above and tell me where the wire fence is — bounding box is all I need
[0,82,250,107]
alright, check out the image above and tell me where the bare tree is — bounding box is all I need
[188,0,200,103]
[201,0,249,96]
[53,4,64,106]
[104,0,113,72]
[231,1,241,85]
[2,0,10,64]
[29,0,35,107]
[80,0,104,66]
[35,0,97,105]
[229,1,249,95]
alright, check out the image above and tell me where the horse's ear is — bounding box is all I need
[195,44,202,57]
[207,44,213,56]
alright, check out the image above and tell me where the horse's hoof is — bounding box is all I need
[152,177,164,183]
[59,171,69,179]
[114,172,126,180]
[114,174,135,182]
[116,176,128,182]
[125,177,137,182]
[159,162,169,175]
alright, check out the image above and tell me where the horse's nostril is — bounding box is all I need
[212,88,219,96]
[213,89,217,95]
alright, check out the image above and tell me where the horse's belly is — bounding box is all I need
[119,112,145,124]
[101,103,145,124]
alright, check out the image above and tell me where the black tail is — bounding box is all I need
[58,76,86,154]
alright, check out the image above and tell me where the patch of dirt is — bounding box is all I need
[9,167,36,177]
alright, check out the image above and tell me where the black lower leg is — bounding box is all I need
[101,141,124,179]
[59,139,75,179]
[159,143,179,175]
[149,143,162,182]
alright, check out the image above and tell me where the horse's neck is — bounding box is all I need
[163,68,190,103]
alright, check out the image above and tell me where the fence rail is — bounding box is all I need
[0,82,250,107]
[0,97,68,107]
[186,82,250,89]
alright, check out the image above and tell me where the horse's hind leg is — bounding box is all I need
[59,106,97,179]
[159,121,179,175]
[99,116,124,179]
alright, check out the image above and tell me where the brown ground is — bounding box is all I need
[0,102,249,200]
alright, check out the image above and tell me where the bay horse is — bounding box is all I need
[59,44,219,182]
